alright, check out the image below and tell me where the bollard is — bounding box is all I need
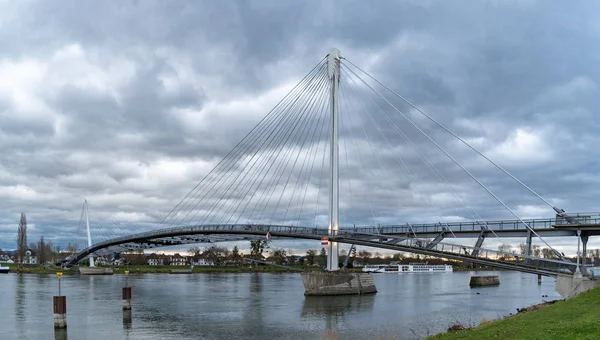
[53,272,67,328]
[122,270,132,310]
[538,274,542,285]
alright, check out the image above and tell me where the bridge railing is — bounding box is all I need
[347,219,558,235]
[344,213,600,234]
[554,213,600,225]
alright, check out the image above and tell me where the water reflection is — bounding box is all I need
[303,294,375,336]
[242,274,267,338]
[15,274,26,337]
[53,328,67,340]
[122,309,132,330]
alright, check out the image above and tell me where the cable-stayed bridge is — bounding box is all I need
[66,49,598,283]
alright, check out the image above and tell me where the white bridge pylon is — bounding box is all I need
[327,48,342,271]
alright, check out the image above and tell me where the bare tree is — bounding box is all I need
[532,245,542,258]
[497,244,514,260]
[66,243,78,255]
[188,246,202,259]
[518,243,527,255]
[357,250,372,265]
[17,213,27,267]
[204,246,230,265]
[541,248,553,259]
[37,236,51,266]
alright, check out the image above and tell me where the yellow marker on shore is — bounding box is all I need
[124,270,129,275]
[56,272,63,279]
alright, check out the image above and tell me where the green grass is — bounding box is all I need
[429,287,600,340]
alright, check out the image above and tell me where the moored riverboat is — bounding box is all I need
[362,262,452,273]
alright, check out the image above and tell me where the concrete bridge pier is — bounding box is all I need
[525,230,532,264]
[556,272,600,298]
[581,233,589,272]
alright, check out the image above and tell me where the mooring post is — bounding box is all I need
[122,270,132,310]
[537,274,542,285]
[53,272,67,329]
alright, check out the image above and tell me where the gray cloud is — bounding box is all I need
[1,1,600,256]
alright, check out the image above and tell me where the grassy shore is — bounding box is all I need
[429,287,600,340]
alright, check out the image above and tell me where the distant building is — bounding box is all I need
[95,256,111,266]
[23,249,38,265]
[0,255,14,264]
[193,258,215,266]
[147,253,165,266]
[169,253,190,266]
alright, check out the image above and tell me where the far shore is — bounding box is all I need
[5,263,499,275]
[4,263,331,275]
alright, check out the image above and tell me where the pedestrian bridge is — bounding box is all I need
[67,221,580,277]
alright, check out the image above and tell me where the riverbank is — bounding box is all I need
[5,264,330,274]
[429,287,600,339]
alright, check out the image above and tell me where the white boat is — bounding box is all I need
[362,262,452,273]
[0,266,9,274]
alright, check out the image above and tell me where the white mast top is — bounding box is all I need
[84,199,95,267]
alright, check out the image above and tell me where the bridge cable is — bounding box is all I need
[342,62,563,258]
[338,71,379,223]
[155,58,327,229]
[245,70,330,224]
[341,66,497,239]
[343,58,569,220]
[342,66,456,234]
[294,90,331,227]
[170,61,328,227]
[225,68,329,225]
[220,67,329,225]
[279,78,331,225]
[173,63,325,226]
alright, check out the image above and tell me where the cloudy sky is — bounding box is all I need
[1,0,600,256]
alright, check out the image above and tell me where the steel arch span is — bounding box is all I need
[67,223,575,276]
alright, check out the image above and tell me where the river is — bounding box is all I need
[1,270,561,340]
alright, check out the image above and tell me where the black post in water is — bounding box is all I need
[53,272,67,328]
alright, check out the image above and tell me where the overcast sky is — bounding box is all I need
[2,1,600,256]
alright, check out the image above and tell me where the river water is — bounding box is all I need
[1,270,561,340]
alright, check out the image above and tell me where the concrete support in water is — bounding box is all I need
[469,275,499,287]
[301,271,377,296]
[122,287,132,310]
[53,296,67,328]
[471,231,486,257]
[537,274,542,285]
